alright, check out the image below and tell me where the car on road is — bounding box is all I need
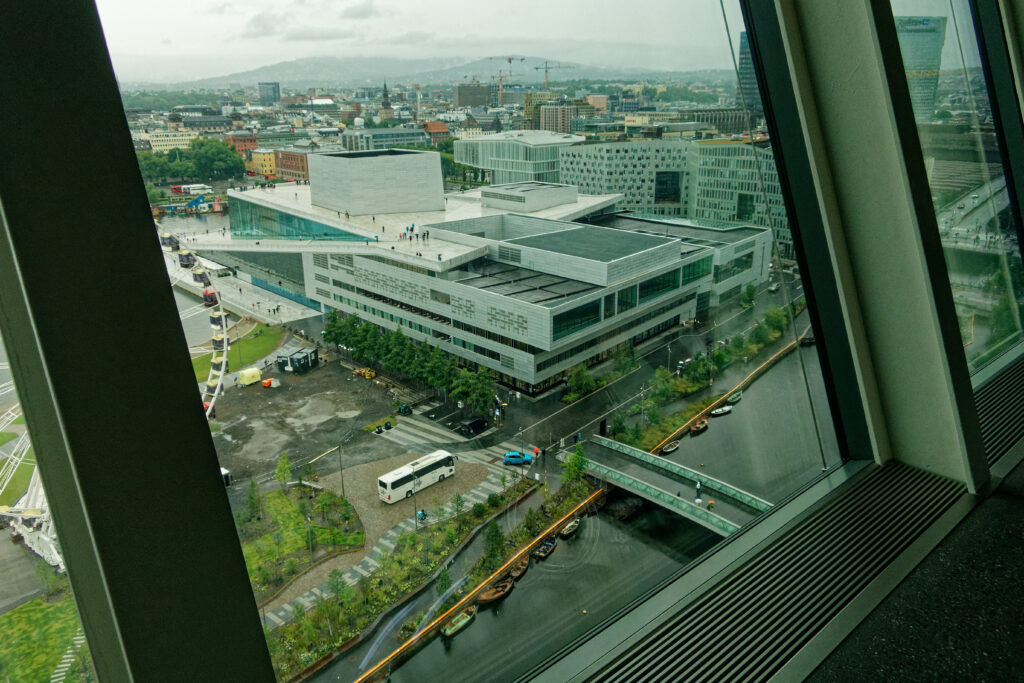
[957,203,966,209]
[503,450,533,466]
[799,335,816,346]
[769,282,781,293]
[459,417,489,436]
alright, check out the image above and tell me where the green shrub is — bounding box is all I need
[471,502,487,518]
[487,492,501,508]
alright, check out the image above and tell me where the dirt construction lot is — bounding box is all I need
[211,360,401,480]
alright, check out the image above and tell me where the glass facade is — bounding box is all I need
[228,197,366,241]
[890,1,1024,379]
[552,299,602,340]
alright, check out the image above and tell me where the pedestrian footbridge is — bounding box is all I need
[579,436,773,537]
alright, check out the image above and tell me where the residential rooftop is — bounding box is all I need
[593,213,771,247]
[470,130,585,146]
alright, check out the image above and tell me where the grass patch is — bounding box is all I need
[0,596,81,682]
[239,490,363,590]
[192,325,289,382]
[209,423,222,433]
[13,415,25,425]
[361,415,397,432]
[0,462,34,507]
[0,431,16,446]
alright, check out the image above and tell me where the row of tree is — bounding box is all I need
[136,137,245,185]
[322,311,497,416]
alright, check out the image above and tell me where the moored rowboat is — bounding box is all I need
[478,577,515,605]
[441,605,477,638]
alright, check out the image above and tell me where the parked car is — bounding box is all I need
[458,417,489,436]
[503,450,533,466]
[769,282,781,293]
[799,335,816,346]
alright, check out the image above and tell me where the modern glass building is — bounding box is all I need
[737,31,764,123]
[454,130,584,184]
[894,16,948,123]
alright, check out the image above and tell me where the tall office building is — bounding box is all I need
[894,16,948,122]
[453,82,491,108]
[686,137,792,259]
[737,32,764,123]
[257,81,280,106]
[559,139,689,216]
[539,101,577,134]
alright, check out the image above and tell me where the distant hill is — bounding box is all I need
[124,55,736,90]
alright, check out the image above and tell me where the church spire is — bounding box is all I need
[381,81,391,109]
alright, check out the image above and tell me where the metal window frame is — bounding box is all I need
[0,2,274,680]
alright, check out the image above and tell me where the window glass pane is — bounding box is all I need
[94,0,843,680]
[889,2,1024,378]
[0,340,96,680]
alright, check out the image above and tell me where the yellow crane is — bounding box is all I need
[491,69,524,106]
[534,61,575,89]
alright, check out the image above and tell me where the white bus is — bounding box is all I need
[378,450,456,504]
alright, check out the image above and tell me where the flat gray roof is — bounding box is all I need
[593,214,768,246]
[504,225,674,262]
[453,259,598,306]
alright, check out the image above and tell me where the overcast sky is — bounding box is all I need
[96,0,978,84]
[96,0,750,82]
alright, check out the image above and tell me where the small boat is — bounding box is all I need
[660,440,680,455]
[510,556,529,580]
[478,577,515,605]
[560,518,581,539]
[441,605,477,638]
[727,391,743,404]
[690,418,709,435]
[532,538,557,560]
[710,405,733,417]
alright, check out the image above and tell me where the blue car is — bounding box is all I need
[503,450,533,466]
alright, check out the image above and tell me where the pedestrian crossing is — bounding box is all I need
[378,413,468,449]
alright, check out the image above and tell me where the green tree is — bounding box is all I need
[651,366,676,402]
[764,305,789,333]
[750,323,771,346]
[629,422,643,444]
[187,136,245,181]
[567,364,596,395]
[450,368,496,416]
[483,521,504,564]
[612,412,627,436]
[711,347,731,371]
[315,491,334,522]
[561,442,590,484]
[730,333,747,354]
[136,151,170,182]
[471,502,487,518]
[645,403,661,426]
[302,463,315,483]
[272,532,284,563]
[274,453,292,492]
[327,569,348,598]
[740,282,757,306]
[145,182,166,204]
[436,137,455,154]
[613,345,637,374]
[246,478,262,520]
[523,507,541,535]
[322,311,360,350]
[451,492,466,518]
[487,492,502,508]
[445,525,458,546]
[436,567,452,597]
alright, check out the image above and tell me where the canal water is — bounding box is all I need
[314,494,719,683]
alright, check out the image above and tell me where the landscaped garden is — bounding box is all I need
[236,462,364,600]
[262,476,534,679]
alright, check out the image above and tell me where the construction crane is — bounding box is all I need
[534,61,575,89]
[491,70,524,106]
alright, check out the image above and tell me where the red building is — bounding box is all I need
[222,132,257,153]
[422,121,451,146]
[274,148,311,181]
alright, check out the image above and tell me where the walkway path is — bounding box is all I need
[260,413,532,629]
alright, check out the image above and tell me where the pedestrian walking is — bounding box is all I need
[695,496,703,507]
[696,481,702,496]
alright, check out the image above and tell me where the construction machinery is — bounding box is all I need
[534,61,576,89]
[491,70,524,106]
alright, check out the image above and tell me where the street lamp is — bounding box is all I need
[306,516,313,562]
[337,430,353,500]
[412,472,420,528]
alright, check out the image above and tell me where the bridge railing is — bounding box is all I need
[592,435,772,513]
[585,460,739,536]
